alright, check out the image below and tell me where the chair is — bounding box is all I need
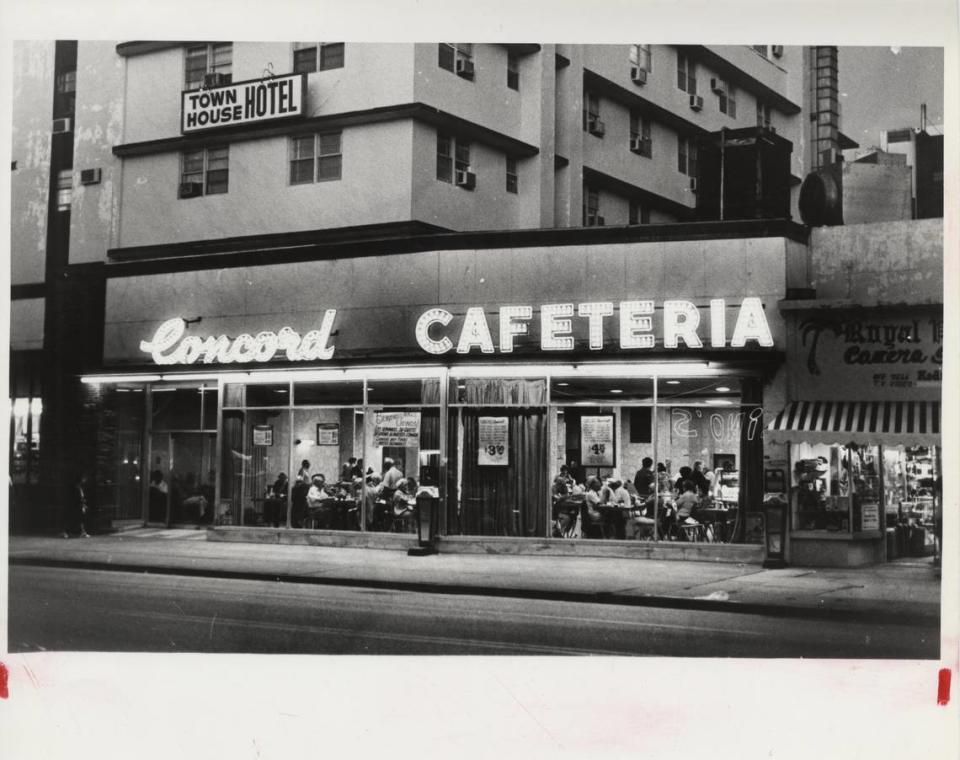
[580,504,604,539]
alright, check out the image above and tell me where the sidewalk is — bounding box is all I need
[8,530,942,626]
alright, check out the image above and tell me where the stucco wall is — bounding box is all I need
[808,219,943,303]
[10,41,54,285]
[118,121,415,247]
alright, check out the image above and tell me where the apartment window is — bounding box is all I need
[583,187,602,226]
[179,146,229,198]
[583,92,604,136]
[507,51,519,90]
[439,43,474,79]
[55,169,72,212]
[185,43,232,90]
[752,45,769,58]
[718,82,737,118]
[437,133,473,187]
[506,156,518,193]
[678,136,698,177]
[54,69,76,117]
[756,100,772,129]
[629,201,650,225]
[629,111,652,157]
[55,70,76,94]
[677,52,696,94]
[290,132,342,184]
[293,42,345,73]
[629,44,652,72]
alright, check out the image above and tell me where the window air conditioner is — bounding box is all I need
[178,181,204,199]
[455,169,476,190]
[455,58,475,79]
[689,95,703,111]
[587,213,605,227]
[772,45,784,58]
[52,117,72,134]
[630,66,647,85]
[589,119,606,137]
[689,177,698,193]
[710,78,725,94]
[202,72,228,89]
[630,136,651,155]
[80,168,102,185]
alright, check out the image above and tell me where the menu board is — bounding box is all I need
[478,416,509,466]
[316,423,340,446]
[373,412,421,447]
[581,415,614,466]
[252,425,273,446]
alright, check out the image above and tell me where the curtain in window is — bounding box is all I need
[460,410,547,537]
[460,378,546,405]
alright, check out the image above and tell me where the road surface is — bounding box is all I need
[8,565,938,657]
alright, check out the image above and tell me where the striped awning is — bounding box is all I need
[766,401,941,446]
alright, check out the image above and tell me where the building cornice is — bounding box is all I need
[112,102,540,159]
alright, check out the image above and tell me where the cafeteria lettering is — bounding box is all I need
[415,298,773,355]
[182,74,303,133]
[140,314,337,365]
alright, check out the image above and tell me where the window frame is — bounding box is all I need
[676,52,696,95]
[756,100,772,129]
[718,81,737,118]
[629,111,653,158]
[629,44,652,72]
[505,156,518,194]
[583,186,601,226]
[583,91,601,133]
[289,131,343,185]
[439,43,474,79]
[507,51,520,90]
[184,43,233,90]
[437,133,454,183]
[179,145,229,198]
[677,135,698,177]
[56,168,72,212]
[628,200,650,225]
[293,42,345,74]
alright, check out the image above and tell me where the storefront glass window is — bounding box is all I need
[448,376,548,537]
[789,443,881,534]
[108,384,146,523]
[10,397,42,485]
[150,384,217,526]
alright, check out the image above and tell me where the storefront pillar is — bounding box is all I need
[736,376,764,542]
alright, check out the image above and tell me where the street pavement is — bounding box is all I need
[7,529,943,626]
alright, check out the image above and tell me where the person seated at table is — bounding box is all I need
[340,457,361,484]
[391,476,418,532]
[306,473,333,528]
[579,476,604,538]
[656,462,673,495]
[360,473,383,530]
[674,479,701,539]
[600,476,632,539]
[674,466,693,494]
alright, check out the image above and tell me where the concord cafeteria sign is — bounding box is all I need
[139,299,773,366]
[181,73,306,133]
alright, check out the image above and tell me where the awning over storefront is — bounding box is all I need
[766,401,941,447]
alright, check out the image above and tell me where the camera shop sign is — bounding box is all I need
[181,73,306,133]
[797,311,943,399]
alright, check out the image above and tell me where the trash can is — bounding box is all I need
[409,493,439,556]
[762,498,787,569]
[885,528,898,560]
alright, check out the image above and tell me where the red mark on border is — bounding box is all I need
[938,668,951,706]
[0,661,9,699]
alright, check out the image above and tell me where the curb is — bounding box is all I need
[11,556,941,628]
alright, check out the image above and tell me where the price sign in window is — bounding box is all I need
[581,415,614,466]
[478,417,509,466]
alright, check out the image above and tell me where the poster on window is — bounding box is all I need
[252,425,273,446]
[316,423,340,446]
[478,416,509,466]
[859,501,880,532]
[373,411,421,447]
[581,415,614,466]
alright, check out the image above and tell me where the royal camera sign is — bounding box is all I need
[181,73,306,133]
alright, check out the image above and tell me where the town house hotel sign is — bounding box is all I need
[138,298,774,365]
[181,73,306,133]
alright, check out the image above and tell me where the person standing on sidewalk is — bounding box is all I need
[62,472,91,538]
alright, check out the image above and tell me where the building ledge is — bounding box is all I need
[778,298,943,311]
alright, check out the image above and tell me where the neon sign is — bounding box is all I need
[415,298,773,355]
[139,313,337,365]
